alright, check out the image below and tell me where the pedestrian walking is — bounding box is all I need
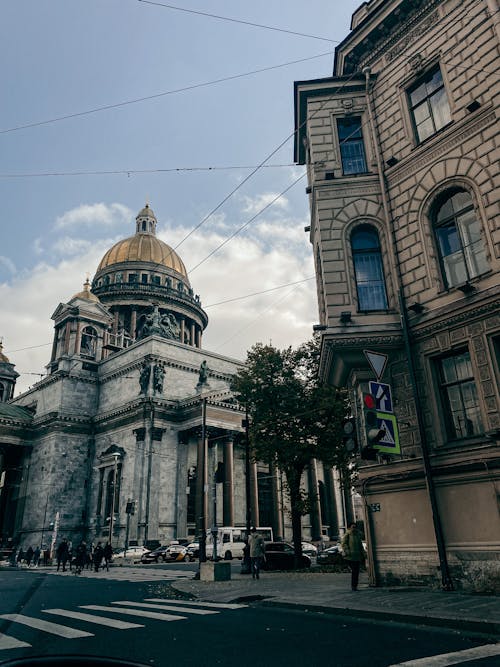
[93,542,104,572]
[16,548,24,568]
[25,546,34,568]
[103,542,113,571]
[248,527,265,580]
[32,546,41,568]
[341,523,366,591]
[74,541,87,574]
[56,538,69,572]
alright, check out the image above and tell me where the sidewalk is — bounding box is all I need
[170,570,500,636]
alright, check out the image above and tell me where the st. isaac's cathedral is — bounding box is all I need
[0,205,347,551]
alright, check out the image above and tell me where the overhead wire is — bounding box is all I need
[136,0,339,43]
[0,51,333,135]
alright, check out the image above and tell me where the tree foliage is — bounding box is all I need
[231,338,348,561]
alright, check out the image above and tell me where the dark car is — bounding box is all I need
[316,544,343,566]
[261,542,311,571]
[186,542,199,561]
[140,546,168,564]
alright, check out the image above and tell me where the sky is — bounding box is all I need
[1,0,361,395]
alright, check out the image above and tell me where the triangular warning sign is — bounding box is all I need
[379,420,395,445]
[364,350,388,379]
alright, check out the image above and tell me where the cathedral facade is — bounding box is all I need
[0,205,347,552]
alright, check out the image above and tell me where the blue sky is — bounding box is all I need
[1,0,361,394]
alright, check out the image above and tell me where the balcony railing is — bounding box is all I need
[92,281,202,307]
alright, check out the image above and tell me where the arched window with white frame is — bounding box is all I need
[351,225,388,311]
[431,188,488,288]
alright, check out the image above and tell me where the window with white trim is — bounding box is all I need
[408,65,451,143]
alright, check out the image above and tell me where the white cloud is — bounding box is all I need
[4,201,318,396]
[33,238,44,255]
[0,256,16,275]
[54,203,133,230]
[241,193,289,216]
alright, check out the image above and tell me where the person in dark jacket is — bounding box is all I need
[56,539,69,572]
[93,542,104,572]
[75,541,87,574]
[341,524,366,591]
[103,542,113,571]
[25,546,34,568]
[33,546,41,568]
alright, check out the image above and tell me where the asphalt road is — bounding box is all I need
[0,567,498,667]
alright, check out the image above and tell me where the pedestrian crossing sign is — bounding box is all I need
[374,412,400,455]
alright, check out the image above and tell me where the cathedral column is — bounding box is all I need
[271,462,283,541]
[74,322,82,355]
[307,458,322,541]
[130,309,137,340]
[197,328,202,349]
[223,436,234,526]
[63,321,71,355]
[323,465,339,539]
[250,462,259,527]
[113,311,119,334]
[50,328,59,362]
[180,318,185,345]
[190,323,195,348]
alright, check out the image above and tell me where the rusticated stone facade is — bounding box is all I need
[295,0,499,591]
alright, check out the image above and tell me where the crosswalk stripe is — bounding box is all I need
[144,598,248,610]
[43,609,144,630]
[0,633,31,651]
[80,605,187,622]
[111,601,218,615]
[0,614,93,639]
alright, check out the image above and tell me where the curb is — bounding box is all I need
[258,599,500,637]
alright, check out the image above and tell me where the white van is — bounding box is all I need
[206,526,274,560]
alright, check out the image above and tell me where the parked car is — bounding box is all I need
[186,542,199,561]
[113,546,150,563]
[316,544,343,566]
[261,542,311,571]
[163,541,188,562]
[141,546,169,564]
[301,542,318,557]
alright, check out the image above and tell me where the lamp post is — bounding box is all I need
[199,396,208,565]
[108,453,119,547]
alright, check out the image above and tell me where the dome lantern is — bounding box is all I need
[135,203,157,236]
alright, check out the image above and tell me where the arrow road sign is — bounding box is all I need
[369,381,393,413]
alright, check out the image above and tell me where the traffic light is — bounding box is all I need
[342,417,357,455]
[361,393,386,460]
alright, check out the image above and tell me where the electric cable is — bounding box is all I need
[136,0,338,43]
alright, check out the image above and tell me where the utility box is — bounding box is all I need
[199,561,231,582]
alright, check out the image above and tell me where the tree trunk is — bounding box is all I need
[287,472,304,569]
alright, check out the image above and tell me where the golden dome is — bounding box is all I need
[96,234,188,278]
[71,278,100,303]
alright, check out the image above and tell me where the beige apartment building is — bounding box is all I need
[294,0,499,590]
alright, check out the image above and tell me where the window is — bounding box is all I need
[128,273,138,283]
[408,66,451,143]
[437,350,483,440]
[433,189,488,287]
[151,275,161,285]
[141,274,148,284]
[80,326,97,358]
[337,117,367,175]
[351,225,388,311]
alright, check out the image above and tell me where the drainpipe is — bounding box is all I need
[363,67,454,591]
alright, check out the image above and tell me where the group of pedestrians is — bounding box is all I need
[13,545,42,568]
[56,539,113,573]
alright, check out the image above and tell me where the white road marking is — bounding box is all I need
[388,642,500,666]
[111,601,218,615]
[80,605,187,622]
[144,598,248,609]
[0,614,93,639]
[0,633,31,651]
[43,609,144,630]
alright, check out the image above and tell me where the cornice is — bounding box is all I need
[412,298,500,340]
[386,108,497,185]
[323,333,404,349]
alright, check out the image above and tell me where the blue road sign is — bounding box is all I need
[374,412,400,455]
[369,381,393,413]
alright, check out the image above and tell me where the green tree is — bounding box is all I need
[231,338,348,565]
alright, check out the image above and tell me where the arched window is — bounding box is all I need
[351,225,388,311]
[432,188,488,288]
[81,326,97,358]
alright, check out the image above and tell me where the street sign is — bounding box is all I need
[374,412,400,454]
[369,381,393,413]
[364,350,388,379]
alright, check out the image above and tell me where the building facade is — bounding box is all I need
[295,0,500,590]
[0,205,347,553]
